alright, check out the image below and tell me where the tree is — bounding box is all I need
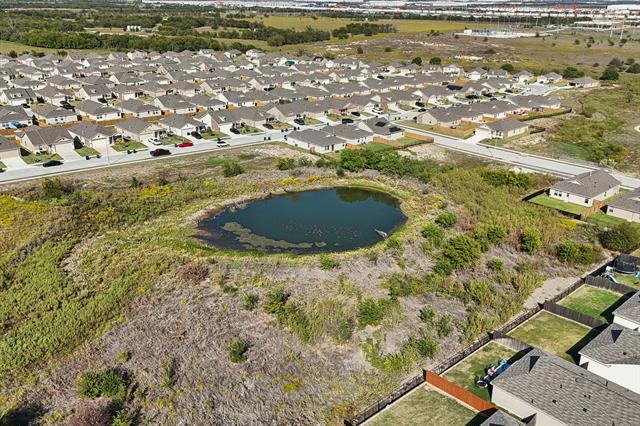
[222,161,244,177]
[435,212,457,228]
[562,66,584,79]
[411,56,422,66]
[429,57,442,65]
[600,67,619,81]
[600,222,640,253]
[501,63,515,73]
[626,63,640,74]
[608,57,623,68]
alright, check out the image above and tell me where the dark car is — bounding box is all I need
[42,159,63,167]
[191,131,202,139]
[351,111,361,117]
[341,118,354,124]
[60,101,74,110]
[415,101,425,107]
[418,108,426,112]
[293,118,305,125]
[150,148,170,157]
[97,98,107,104]
[264,123,274,130]
[230,127,240,134]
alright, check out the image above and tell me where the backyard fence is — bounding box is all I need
[343,373,424,426]
[403,131,434,143]
[584,275,637,295]
[492,335,533,353]
[431,336,491,375]
[543,301,606,329]
[424,370,497,415]
[548,279,585,304]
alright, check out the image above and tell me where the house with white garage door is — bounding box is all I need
[158,114,205,137]
[76,100,121,122]
[15,126,74,155]
[68,122,117,153]
[0,135,19,164]
[475,118,529,141]
[578,323,640,394]
[115,117,165,144]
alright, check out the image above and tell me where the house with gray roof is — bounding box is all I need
[0,105,32,129]
[154,95,196,115]
[479,410,526,426]
[322,124,373,145]
[115,117,165,144]
[612,291,640,330]
[570,77,599,88]
[358,117,404,140]
[491,347,640,426]
[33,104,78,126]
[118,99,162,119]
[607,188,640,223]
[68,122,116,153]
[0,87,37,106]
[16,126,74,154]
[158,114,205,137]
[549,170,621,207]
[578,323,640,394]
[286,128,346,154]
[475,118,529,140]
[0,135,19,161]
[76,100,121,122]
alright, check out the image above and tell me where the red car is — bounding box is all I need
[176,141,194,148]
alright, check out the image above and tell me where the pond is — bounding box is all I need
[195,187,406,254]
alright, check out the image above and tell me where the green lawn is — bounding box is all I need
[528,194,587,216]
[443,341,519,401]
[367,385,483,426]
[509,311,597,363]
[271,121,293,130]
[75,146,100,157]
[559,285,626,323]
[586,212,633,227]
[20,148,63,165]
[202,130,230,140]
[395,137,425,148]
[612,272,640,290]
[240,125,261,134]
[111,139,147,152]
[303,117,323,125]
[365,142,394,152]
[397,120,434,132]
[0,161,6,169]
[161,135,189,145]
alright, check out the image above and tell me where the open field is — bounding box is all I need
[443,342,519,401]
[509,311,597,363]
[559,285,626,323]
[366,385,483,426]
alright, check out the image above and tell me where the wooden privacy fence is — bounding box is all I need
[424,370,497,415]
[584,275,637,295]
[543,301,606,329]
[403,131,434,143]
[580,199,605,220]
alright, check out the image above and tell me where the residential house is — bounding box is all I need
[286,128,347,154]
[68,122,117,152]
[475,118,529,140]
[0,88,37,106]
[538,72,562,84]
[118,99,162,119]
[578,323,640,394]
[158,114,205,137]
[33,105,78,126]
[0,135,19,162]
[606,188,640,223]
[194,109,238,133]
[115,117,165,143]
[77,85,113,102]
[323,124,373,145]
[76,100,121,122]
[154,95,197,115]
[358,117,404,140]
[515,71,534,83]
[570,77,599,88]
[479,410,526,426]
[612,291,640,331]
[549,170,621,207]
[491,348,640,426]
[16,126,74,154]
[0,105,32,129]
[35,86,69,106]
[188,94,225,111]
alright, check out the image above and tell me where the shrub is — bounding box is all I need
[76,369,128,400]
[228,338,249,363]
[319,254,339,270]
[520,228,541,253]
[626,63,640,73]
[111,409,134,426]
[487,258,504,271]
[161,359,176,390]
[600,67,619,81]
[421,223,445,248]
[411,56,422,65]
[386,238,401,250]
[222,161,244,177]
[501,63,515,73]
[435,314,453,338]
[433,256,453,276]
[264,288,289,317]
[116,351,130,363]
[429,57,442,65]
[405,329,439,358]
[481,169,532,190]
[599,222,640,253]
[276,157,297,170]
[435,212,457,228]
[357,297,399,328]
[556,241,602,265]
[419,306,436,324]
[69,400,113,426]
[474,224,507,251]
[243,292,259,311]
[384,273,423,297]
[442,235,482,269]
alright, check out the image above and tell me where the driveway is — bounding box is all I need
[55,143,82,160]
[2,156,27,169]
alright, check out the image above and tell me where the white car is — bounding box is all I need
[149,138,161,145]
[216,140,230,148]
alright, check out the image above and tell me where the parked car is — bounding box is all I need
[418,108,426,112]
[230,127,240,134]
[97,98,107,104]
[415,101,425,107]
[150,148,170,157]
[293,118,305,125]
[216,140,230,148]
[42,159,63,167]
[341,118,354,124]
[263,123,274,130]
[191,131,202,139]
[60,101,74,110]
[351,111,361,117]
[149,138,162,145]
[372,107,383,114]
[176,141,194,148]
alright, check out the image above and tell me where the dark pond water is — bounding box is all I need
[195,187,406,254]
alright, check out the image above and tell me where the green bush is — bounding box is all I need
[473,224,507,251]
[264,288,289,317]
[481,169,531,190]
[319,254,339,270]
[161,359,176,390]
[487,258,504,271]
[386,238,401,250]
[357,297,399,328]
[435,314,453,338]
[276,157,297,170]
[433,256,453,276]
[419,306,436,324]
[76,369,128,400]
[435,212,457,228]
[405,329,439,358]
[384,273,423,297]
[521,228,542,253]
[555,241,602,265]
[222,161,244,177]
[599,222,640,253]
[243,293,259,311]
[600,67,619,81]
[442,235,482,269]
[421,223,444,248]
[228,338,249,363]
